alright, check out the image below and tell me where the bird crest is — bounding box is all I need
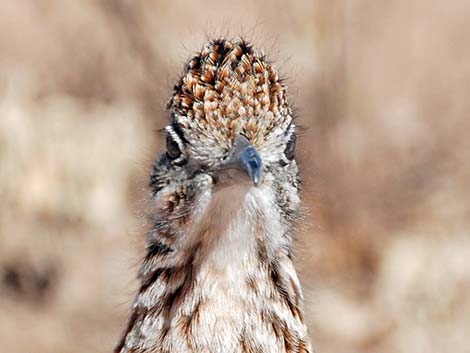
[167,38,292,152]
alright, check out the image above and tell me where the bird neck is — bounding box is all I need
[115,186,312,353]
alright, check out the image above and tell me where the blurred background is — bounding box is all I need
[1,1,469,352]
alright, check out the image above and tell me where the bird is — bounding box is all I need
[114,38,312,353]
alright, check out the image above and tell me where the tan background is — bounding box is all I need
[1,1,469,352]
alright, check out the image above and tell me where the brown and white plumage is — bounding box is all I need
[114,38,312,353]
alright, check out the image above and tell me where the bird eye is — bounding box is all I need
[166,133,182,160]
[284,132,296,161]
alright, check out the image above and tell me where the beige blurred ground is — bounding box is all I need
[1,1,469,352]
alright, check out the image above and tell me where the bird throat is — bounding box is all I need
[115,185,311,353]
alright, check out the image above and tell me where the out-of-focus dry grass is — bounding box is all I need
[1,1,469,353]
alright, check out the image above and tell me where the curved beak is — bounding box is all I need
[219,135,263,186]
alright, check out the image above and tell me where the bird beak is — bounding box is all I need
[219,135,263,186]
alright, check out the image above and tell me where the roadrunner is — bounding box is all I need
[115,38,312,353]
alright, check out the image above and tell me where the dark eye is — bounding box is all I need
[284,132,296,161]
[166,133,182,160]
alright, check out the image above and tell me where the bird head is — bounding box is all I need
[150,38,300,227]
